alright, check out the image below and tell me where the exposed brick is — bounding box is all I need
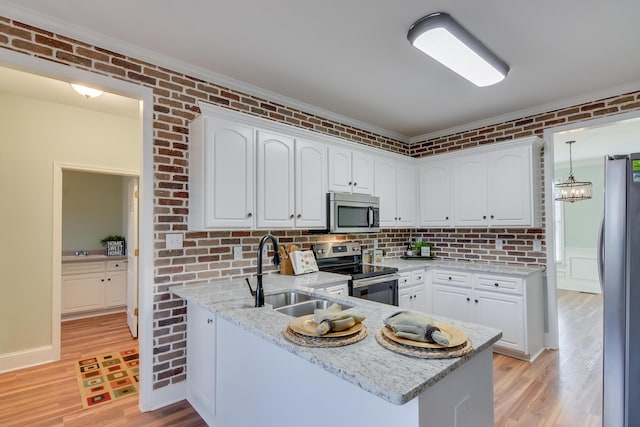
[56,51,91,67]
[12,38,52,56]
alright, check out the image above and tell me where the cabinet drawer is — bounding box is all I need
[106,259,127,271]
[411,269,425,284]
[398,272,411,288]
[475,274,523,295]
[62,261,104,275]
[431,270,472,287]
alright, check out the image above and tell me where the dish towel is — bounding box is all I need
[313,303,366,335]
[383,311,449,345]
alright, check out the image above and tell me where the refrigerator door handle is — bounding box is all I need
[597,215,605,291]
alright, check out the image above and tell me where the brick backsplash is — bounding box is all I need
[2,15,639,392]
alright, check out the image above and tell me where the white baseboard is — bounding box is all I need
[0,345,58,374]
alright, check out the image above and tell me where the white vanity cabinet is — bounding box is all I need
[187,301,217,427]
[398,269,427,313]
[189,114,255,230]
[430,268,544,361]
[61,259,127,318]
[328,146,374,194]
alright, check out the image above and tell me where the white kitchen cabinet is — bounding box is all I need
[256,132,327,229]
[256,130,295,228]
[430,268,544,361]
[398,270,427,313]
[61,259,127,317]
[294,139,327,229]
[328,146,374,194]
[322,282,349,296]
[453,153,488,227]
[374,158,416,227]
[189,115,255,229]
[418,159,453,227]
[186,301,217,427]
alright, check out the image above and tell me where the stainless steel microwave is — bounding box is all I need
[327,192,380,233]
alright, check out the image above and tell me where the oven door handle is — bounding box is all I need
[352,274,399,288]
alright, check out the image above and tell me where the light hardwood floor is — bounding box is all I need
[0,290,602,426]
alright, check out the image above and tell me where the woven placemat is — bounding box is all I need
[375,329,473,359]
[283,324,368,347]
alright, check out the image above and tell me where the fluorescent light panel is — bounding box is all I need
[408,12,509,87]
[70,83,103,98]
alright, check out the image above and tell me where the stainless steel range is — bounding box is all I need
[312,241,399,306]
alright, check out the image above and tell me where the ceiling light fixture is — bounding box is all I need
[407,12,509,87]
[70,83,103,98]
[554,140,593,203]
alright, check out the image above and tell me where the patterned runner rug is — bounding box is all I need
[75,348,139,409]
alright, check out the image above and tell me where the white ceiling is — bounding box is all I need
[1,1,640,141]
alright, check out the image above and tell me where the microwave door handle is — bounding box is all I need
[368,206,373,227]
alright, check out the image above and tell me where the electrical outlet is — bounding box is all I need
[166,233,183,250]
[233,246,243,260]
[262,246,269,257]
[495,239,503,250]
[416,237,423,242]
[533,239,542,251]
[373,239,378,249]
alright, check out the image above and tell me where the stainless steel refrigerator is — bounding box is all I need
[599,153,640,427]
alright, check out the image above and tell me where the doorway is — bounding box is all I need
[59,169,139,339]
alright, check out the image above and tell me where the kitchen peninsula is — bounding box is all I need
[172,273,501,427]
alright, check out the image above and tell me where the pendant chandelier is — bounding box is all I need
[554,140,593,203]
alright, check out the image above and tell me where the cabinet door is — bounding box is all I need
[473,290,525,352]
[203,117,254,228]
[396,162,416,226]
[295,139,327,229]
[104,270,127,307]
[432,284,472,322]
[187,302,216,424]
[418,160,452,227]
[328,146,353,193]
[256,130,295,228]
[352,151,374,194]
[453,154,488,226]
[487,146,532,226]
[398,286,412,309]
[61,273,104,313]
[374,157,397,226]
[412,286,427,313]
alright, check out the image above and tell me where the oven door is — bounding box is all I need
[350,275,398,306]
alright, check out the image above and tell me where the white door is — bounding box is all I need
[487,147,532,225]
[419,160,452,227]
[474,290,525,352]
[295,139,327,229]
[374,157,397,227]
[352,151,374,194]
[396,163,416,226]
[328,146,353,193]
[256,130,295,228]
[126,178,139,338]
[453,154,488,226]
[432,284,472,322]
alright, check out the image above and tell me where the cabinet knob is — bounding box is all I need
[101,279,105,282]
[494,282,499,287]
[297,214,302,218]
[466,297,470,302]
[207,318,213,324]
[247,212,253,218]
[394,217,398,220]
[353,182,358,187]
[289,214,294,219]
[483,215,487,219]
[445,216,449,220]
[398,217,401,220]
[490,215,495,219]
[474,299,479,303]
[115,264,119,267]
[448,277,452,281]
[348,181,352,186]
[108,278,111,281]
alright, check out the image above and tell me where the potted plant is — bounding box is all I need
[101,234,126,256]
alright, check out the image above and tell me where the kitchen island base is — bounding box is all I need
[211,317,494,427]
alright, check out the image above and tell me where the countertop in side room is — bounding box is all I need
[370,257,543,276]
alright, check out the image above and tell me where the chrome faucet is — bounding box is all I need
[253,233,281,307]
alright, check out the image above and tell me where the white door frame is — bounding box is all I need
[542,109,640,349]
[0,48,156,411]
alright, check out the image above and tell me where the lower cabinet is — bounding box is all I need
[398,270,428,313]
[430,269,544,361]
[322,282,349,297]
[61,259,127,317]
[187,301,217,426]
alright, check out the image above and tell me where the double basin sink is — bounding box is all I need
[264,290,353,317]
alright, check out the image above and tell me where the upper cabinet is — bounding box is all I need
[189,115,255,229]
[418,159,453,227]
[375,157,416,227]
[419,136,543,228]
[328,146,374,194]
[295,139,327,229]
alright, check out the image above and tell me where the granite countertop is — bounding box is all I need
[373,257,542,276]
[171,273,502,406]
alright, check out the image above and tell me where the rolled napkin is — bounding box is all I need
[383,311,449,345]
[313,303,366,335]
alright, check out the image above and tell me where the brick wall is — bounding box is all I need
[3,14,640,392]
